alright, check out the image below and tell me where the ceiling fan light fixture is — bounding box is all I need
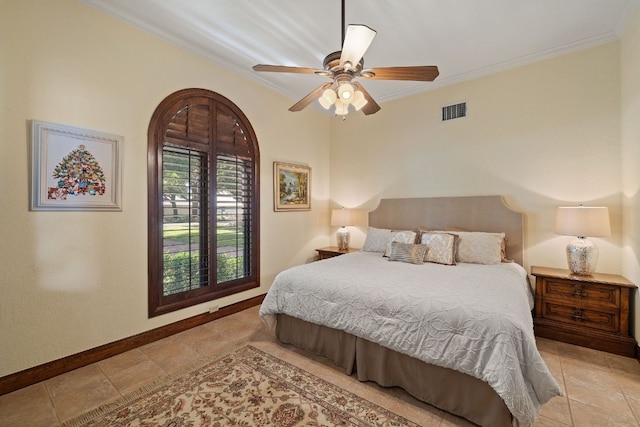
[352,90,368,110]
[334,100,349,115]
[338,83,354,102]
[319,88,337,109]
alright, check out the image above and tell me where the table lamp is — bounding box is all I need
[555,205,611,275]
[331,208,354,250]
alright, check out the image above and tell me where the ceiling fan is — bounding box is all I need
[252,0,439,116]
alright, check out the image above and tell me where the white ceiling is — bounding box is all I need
[79,0,639,112]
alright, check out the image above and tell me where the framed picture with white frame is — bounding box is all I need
[30,120,122,211]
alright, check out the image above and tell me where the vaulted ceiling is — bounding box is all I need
[79,0,639,111]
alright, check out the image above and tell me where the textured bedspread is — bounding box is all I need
[259,251,562,427]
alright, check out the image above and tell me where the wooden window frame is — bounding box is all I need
[147,88,260,317]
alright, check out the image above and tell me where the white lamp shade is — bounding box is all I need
[352,90,368,111]
[555,206,611,237]
[319,88,337,109]
[334,100,349,115]
[331,208,353,227]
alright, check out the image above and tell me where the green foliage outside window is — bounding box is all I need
[162,252,241,296]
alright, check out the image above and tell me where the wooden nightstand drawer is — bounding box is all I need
[531,266,637,357]
[540,302,619,333]
[542,279,620,309]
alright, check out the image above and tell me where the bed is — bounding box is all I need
[259,196,562,427]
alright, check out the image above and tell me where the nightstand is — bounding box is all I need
[316,246,360,260]
[531,266,637,357]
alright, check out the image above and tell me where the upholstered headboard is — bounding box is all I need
[368,196,524,265]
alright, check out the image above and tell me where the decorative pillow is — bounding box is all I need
[447,226,511,262]
[362,227,393,253]
[419,232,458,265]
[448,231,505,264]
[383,230,418,257]
[387,242,428,265]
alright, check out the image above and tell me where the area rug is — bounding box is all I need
[62,344,420,426]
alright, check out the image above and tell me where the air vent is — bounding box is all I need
[442,102,467,121]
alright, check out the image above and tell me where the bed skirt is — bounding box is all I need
[276,313,512,427]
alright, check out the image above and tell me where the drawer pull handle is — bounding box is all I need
[572,285,587,298]
[569,308,588,322]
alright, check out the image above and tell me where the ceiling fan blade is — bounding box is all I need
[362,66,439,81]
[353,82,381,115]
[340,25,376,69]
[253,64,319,74]
[289,83,332,112]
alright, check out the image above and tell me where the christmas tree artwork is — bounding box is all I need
[48,144,106,200]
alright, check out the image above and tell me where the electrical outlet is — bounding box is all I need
[208,305,219,313]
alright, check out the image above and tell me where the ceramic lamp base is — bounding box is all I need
[337,227,350,251]
[566,237,598,275]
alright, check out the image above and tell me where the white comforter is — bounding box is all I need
[259,251,562,427]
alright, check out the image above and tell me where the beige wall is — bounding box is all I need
[331,42,623,276]
[0,0,330,377]
[621,7,640,336]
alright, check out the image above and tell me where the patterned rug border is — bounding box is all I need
[59,341,252,427]
[60,343,420,427]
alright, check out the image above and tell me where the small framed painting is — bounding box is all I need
[274,161,311,211]
[30,120,123,211]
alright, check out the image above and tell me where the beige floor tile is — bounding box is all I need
[541,351,567,395]
[440,411,478,426]
[99,349,166,395]
[533,415,573,426]
[175,323,237,357]
[569,399,639,427]
[613,371,640,421]
[203,315,259,343]
[139,337,204,373]
[556,342,611,370]
[560,356,629,415]
[175,322,225,344]
[45,363,121,422]
[537,337,560,355]
[383,388,444,426]
[229,305,266,329]
[564,375,629,415]
[606,353,640,375]
[539,396,572,426]
[0,382,59,427]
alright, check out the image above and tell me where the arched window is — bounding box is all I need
[147,88,260,317]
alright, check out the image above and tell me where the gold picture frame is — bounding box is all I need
[273,162,311,211]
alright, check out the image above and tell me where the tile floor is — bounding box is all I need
[1,305,640,426]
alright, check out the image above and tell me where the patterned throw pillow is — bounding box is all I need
[419,232,458,265]
[383,230,418,257]
[448,231,505,264]
[388,242,428,265]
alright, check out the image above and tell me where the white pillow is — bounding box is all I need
[362,227,393,253]
[448,231,505,264]
[384,230,417,257]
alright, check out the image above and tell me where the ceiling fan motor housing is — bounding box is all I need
[323,51,364,75]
